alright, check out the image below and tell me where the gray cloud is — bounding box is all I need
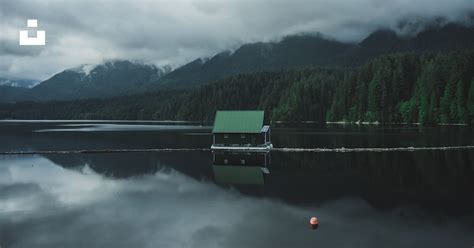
[0,0,473,80]
[0,40,43,57]
[0,155,473,248]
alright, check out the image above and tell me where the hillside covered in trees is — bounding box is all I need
[1,50,473,125]
[2,23,474,104]
[153,24,474,89]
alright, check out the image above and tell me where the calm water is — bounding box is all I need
[0,121,473,247]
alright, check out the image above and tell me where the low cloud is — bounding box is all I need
[0,155,473,248]
[1,0,473,80]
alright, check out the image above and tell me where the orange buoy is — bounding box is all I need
[310,217,319,229]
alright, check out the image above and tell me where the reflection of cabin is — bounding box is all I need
[213,151,270,167]
[212,152,270,185]
[212,165,268,185]
[211,110,272,151]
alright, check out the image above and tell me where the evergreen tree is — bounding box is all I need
[367,70,382,122]
[467,79,474,124]
[456,80,467,123]
[428,91,437,124]
[440,79,456,123]
[1,49,473,126]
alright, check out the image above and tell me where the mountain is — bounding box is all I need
[154,23,474,89]
[153,35,355,89]
[0,86,29,103]
[357,23,474,56]
[3,50,473,125]
[0,78,40,88]
[4,22,474,103]
[22,60,170,102]
[358,29,403,51]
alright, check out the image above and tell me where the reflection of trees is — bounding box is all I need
[44,153,160,178]
[270,150,474,212]
[43,151,213,179]
[271,125,473,149]
[42,149,474,212]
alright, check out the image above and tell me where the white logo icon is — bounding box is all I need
[19,19,45,46]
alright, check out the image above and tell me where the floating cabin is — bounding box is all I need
[211,110,272,151]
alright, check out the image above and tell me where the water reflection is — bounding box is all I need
[1,155,473,248]
[0,121,211,152]
[1,122,474,247]
[26,149,474,214]
[212,152,270,185]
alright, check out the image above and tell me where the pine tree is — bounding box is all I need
[418,92,429,125]
[391,63,404,122]
[467,80,474,124]
[455,80,467,123]
[356,68,370,121]
[440,79,456,123]
[428,91,437,124]
[367,69,382,122]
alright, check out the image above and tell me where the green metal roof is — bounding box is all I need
[212,110,264,133]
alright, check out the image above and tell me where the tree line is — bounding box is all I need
[327,50,474,124]
[1,49,473,125]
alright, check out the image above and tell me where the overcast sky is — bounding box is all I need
[1,0,473,81]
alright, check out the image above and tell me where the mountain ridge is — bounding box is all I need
[153,23,474,89]
[2,22,474,103]
[18,60,170,102]
[0,78,40,88]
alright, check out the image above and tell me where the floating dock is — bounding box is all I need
[211,143,273,152]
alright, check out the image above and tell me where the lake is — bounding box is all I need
[0,121,473,247]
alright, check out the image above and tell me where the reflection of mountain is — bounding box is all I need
[39,148,474,213]
[2,123,472,213]
[43,151,214,179]
[267,151,474,213]
[6,155,472,248]
[44,153,160,178]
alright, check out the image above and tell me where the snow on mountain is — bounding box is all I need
[67,64,97,76]
[0,78,40,88]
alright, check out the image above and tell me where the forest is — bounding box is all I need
[1,49,473,125]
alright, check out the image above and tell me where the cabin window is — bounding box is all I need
[224,134,228,139]
[240,159,245,165]
[241,134,245,139]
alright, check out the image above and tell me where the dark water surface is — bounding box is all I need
[0,121,473,247]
